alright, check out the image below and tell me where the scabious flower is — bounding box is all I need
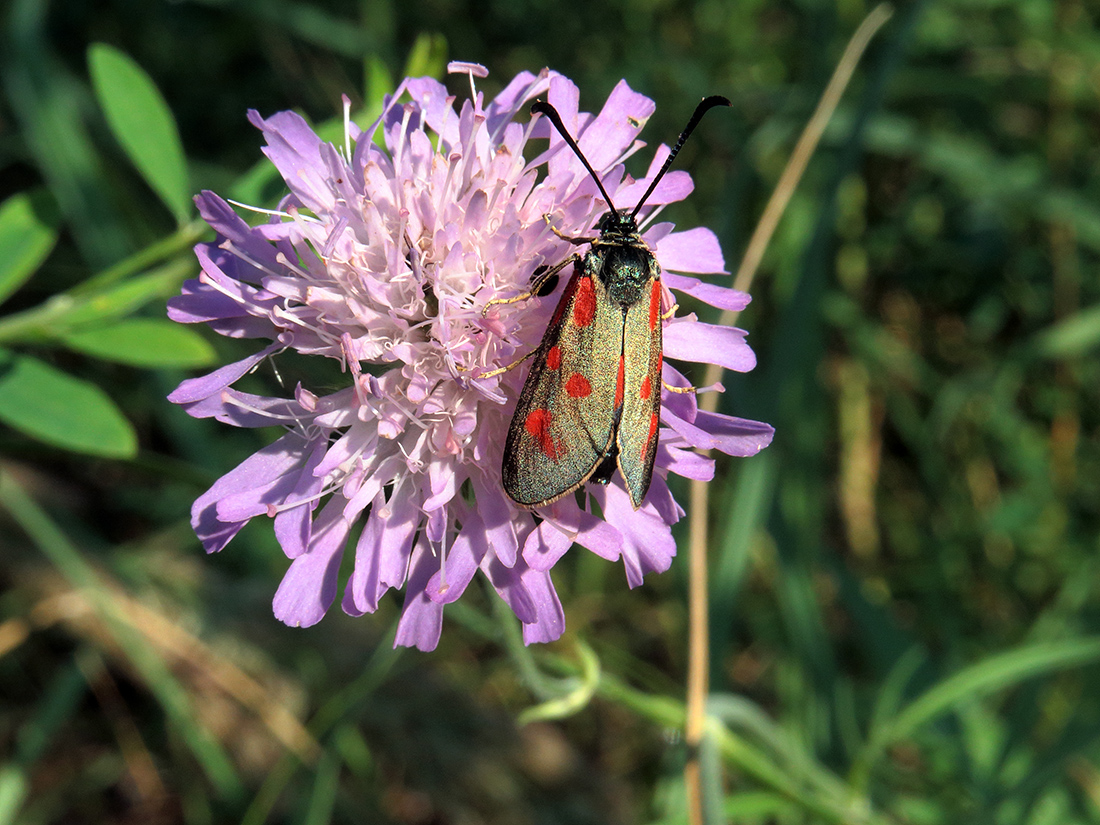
[168,62,774,651]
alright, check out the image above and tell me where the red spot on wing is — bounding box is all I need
[640,375,652,400]
[546,345,562,370]
[573,277,596,327]
[648,279,661,331]
[566,373,592,398]
[643,411,659,459]
[614,355,625,408]
[525,409,558,460]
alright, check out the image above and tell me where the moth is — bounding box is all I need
[491,95,731,510]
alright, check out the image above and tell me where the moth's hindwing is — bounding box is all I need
[502,254,624,508]
[615,259,663,509]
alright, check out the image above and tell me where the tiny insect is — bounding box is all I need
[489,95,731,510]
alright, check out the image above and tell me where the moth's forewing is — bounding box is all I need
[615,259,664,509]
[501,255,623,508]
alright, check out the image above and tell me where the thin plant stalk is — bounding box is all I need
[684,6,895,823]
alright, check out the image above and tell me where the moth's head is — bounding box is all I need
[596,210,638,237]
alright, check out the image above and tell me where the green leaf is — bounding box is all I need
[0,662,85,823]
[60,319,216,367]
[0,259,193,347]
[402,33,448,80]
[852,637,1100,788]
[0,351,137,458]
[0,192,58,306]
[1033,304,1100,358]
[87,43,190,223]
[61,260,191,328]
[886,638,1100,743]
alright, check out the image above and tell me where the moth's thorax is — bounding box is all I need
[586,232,659,309]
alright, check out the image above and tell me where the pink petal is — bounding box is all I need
[655,227,727,274]
[664,273,752,312]
[447,61,488,77]
[522,521,574,572]
[472,472,520,567]
[248,110,335,215]
[578,79,655,173]
[694,409,775,457]
[394,541,445,651]
[615,170,693,210]
[520,565,566,645]
[544,496,623,562]
[595,485,677,588]
[658,442,715,481]
[483,551,539,625]
[663,318,756,373]
[191,431,311,554]
[272,499,349,627]
[426,511,489,604]
[663,406,775,457]
[167,343,279,404]
[343,481,420,615]
[272,439,328,558]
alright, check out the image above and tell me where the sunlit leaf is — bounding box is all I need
[1033,304,1100,359]
[0,350,136,457]
[60,319,216,367]
[88,43,190,222]
[402,33,447,80]
[0,192,58,306]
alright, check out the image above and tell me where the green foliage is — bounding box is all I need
[2,0,1100,823]
[0,351,137,457]
[0,192,58,305]
[60,319,216,368]
[88,42,192,223]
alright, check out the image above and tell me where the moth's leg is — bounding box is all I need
[478,347,538,379]
[663,382,697,395]
[482,254,579,313]
[544,213,597,246]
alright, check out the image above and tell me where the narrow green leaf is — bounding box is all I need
[0,662,85,823]
[853,637,1100,788]
[1033,304,1100,358]
[0,192,58,306]
[725,791,800,819]
[302,748,340,825]
[0,258,192,347]
[0,351,137,457]
[402,33,448,80]
[517,640,601,724]
[886,638,1100,744]
[87,43,190,222]
[60,319,216,367]
[6,12,128,267]
[0,472,244,798]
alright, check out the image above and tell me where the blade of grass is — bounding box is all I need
[0,661,85,824]
[686,6,897,822]
[851,637,1100,790]
[0,471,245,800]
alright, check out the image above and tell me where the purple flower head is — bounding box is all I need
[168,64,774,651]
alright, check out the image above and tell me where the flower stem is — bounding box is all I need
[684,6,895,823]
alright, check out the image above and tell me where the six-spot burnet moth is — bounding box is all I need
[488,95,732,510]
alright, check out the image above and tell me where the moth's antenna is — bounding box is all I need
[629,95,731,220]
[531,100,620,218]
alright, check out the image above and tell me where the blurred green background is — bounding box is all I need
[3,0,1100,822]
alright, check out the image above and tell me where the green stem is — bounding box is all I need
[0,257,194,344]
[74,220,207,294]
[595,672,892,825]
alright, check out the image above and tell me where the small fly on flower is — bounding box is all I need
[487,97,733,511]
